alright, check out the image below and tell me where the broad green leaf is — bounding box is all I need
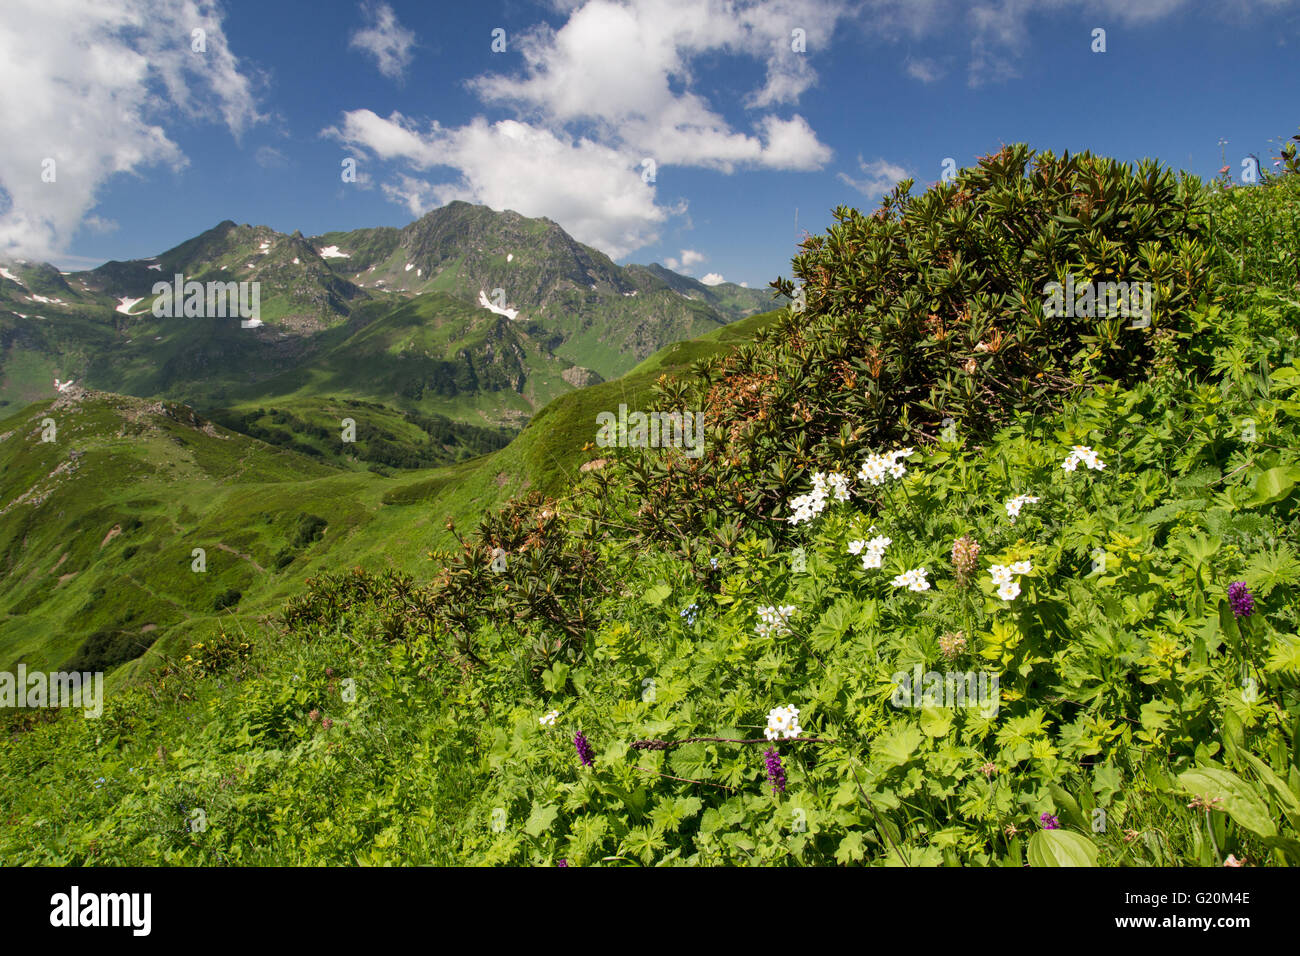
[872,724,923,769]
[1248,465,1300,507]
[1177,767,1277,838]
[1239,752,1300,830]
[1048,783,1086,831]
[1027,830,1099,867]
[919,706,954,738]
[642,583,672,607]
[523,802,559,837]
[540,662,570,693]
[1263,835,1300,864]
[835,831,866,865]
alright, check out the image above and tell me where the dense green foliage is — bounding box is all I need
[2,150,1299,867]
[209,400,514,471]
[634,146,1221,545]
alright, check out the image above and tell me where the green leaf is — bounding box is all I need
[642,583,672,607]
[540,662,570,693]
[1027,830,1099,867]
[1048,783,1086,831]
[1239,753,1300,831]
[1263,835,1300,864]
[873,724,923,769]
[524,802,559,837]
[1092,763,1123,805]
[1248,465,1300,507]
[1177,767,1277,838]
[835,831,866,865]
[919,706,954,738]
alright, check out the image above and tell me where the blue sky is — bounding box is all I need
[0,0,1297,288]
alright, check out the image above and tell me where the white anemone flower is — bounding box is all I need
[892,567,930,592]
[1063,445,1106,472]
[1005,494,1040,521]
[766,704,803,740]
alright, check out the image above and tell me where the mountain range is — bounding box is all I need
[0,202,771,434]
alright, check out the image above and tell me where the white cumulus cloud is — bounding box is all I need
[0,0,263,260]
[349,1,416,81]
[328,0,848,259]
[326,112,673,258]
[664,249,705,272]
[904,57,946,83]
[838,156,909,199]
[470,0,840,172]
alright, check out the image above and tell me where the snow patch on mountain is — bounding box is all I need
[319,246,350,258]
[116,296,144,314]
[478,289,519,320]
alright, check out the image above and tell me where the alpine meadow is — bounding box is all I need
[2,0,1300,884]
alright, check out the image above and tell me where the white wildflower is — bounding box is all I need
[858,448,914,487]
[756,604,796,638]
[891,567,930,592]
[1063,445,1105,472]
[857,454,889,486]
[766,704,803,740]
[1005,494,1040,521]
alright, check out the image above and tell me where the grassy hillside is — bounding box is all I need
[0,308,781,691]
[2,153,1298,868]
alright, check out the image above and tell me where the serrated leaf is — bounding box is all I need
[835,831,866,865]
[873,723,923,769]
[919,706,953,738]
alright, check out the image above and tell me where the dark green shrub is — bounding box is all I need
[63,628,153,671]
[292,514,328,548]
[634,145,1221,542]
[212,588,242,611]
